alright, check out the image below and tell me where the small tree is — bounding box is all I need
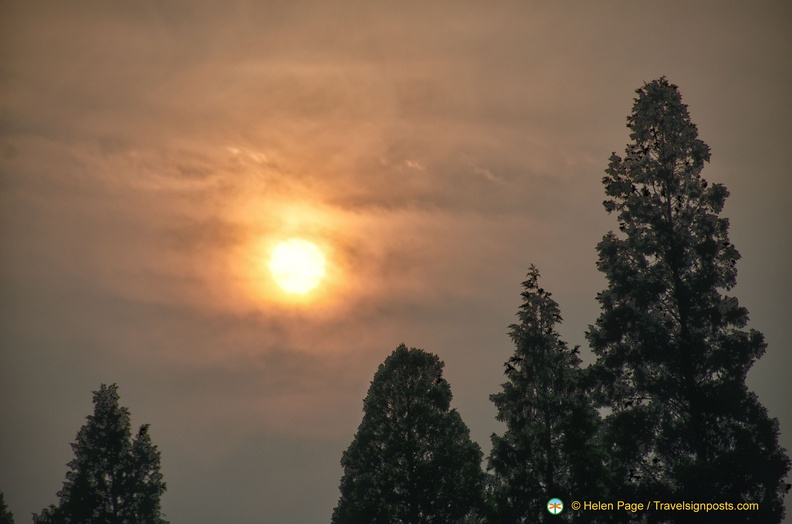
[0,491,14,524]
[588,77,790,522]
[34,384,167,524]
[332,344,485,524]
[489,266,607,523]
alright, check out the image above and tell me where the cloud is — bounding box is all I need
[2,1,790,522]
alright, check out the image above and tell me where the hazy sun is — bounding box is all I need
[269,239,326,294]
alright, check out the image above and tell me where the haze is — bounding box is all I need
[1,1,790,521]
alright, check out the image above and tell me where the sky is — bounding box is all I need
[1,1,790,522]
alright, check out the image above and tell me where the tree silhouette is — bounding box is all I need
[0,491,14,524]
[332,344,485,524]
[588,77,790,522]
[125,424,167,522]
[489,266,608,523]
[34,384,167,524]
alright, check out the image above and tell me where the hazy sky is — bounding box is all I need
[2,1,790,522]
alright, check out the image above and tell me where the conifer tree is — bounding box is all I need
[588,77,790,522]
[34,384,168,524]
[0,491,14,524]
[332,344,485,524]
[489,266,607,523]
[125,425,167,523]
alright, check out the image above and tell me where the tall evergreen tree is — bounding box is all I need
[332,344,486,524]
[0,491,14,524]
[34,384,168,524]
[489,266,607,523]
[588,77,790,522]
[125,425,167,523]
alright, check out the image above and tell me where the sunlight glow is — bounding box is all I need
[269,239,326,294]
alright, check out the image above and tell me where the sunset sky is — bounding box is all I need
[2,1,790,521]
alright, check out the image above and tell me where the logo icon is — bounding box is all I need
[547,498,563,515]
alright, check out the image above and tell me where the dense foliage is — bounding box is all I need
[489,266,608,523]
[588,77,790,522]
[332,345,485,524]
[34,384,167,524]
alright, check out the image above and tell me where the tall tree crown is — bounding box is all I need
[602,77,738,300]
[489,267,606,523]
[589,78,789,522]
[34,384,167,524]
[593,78,766,395]
[332,345,484,524]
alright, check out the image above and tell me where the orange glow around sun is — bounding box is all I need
[218,199,353,311]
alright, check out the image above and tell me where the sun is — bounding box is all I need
[269,239,326,294]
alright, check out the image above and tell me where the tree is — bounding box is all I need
[126,425,167,523]
[332,344,486,524]
[0,491,14,524]
[587,77,790,522]
[34,384,168,524]
[489,266,608,523]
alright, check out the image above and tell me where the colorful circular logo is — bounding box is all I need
[547,498,564,515]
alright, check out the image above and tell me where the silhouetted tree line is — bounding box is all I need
[332,78,790,523]
[19,77,789,524]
